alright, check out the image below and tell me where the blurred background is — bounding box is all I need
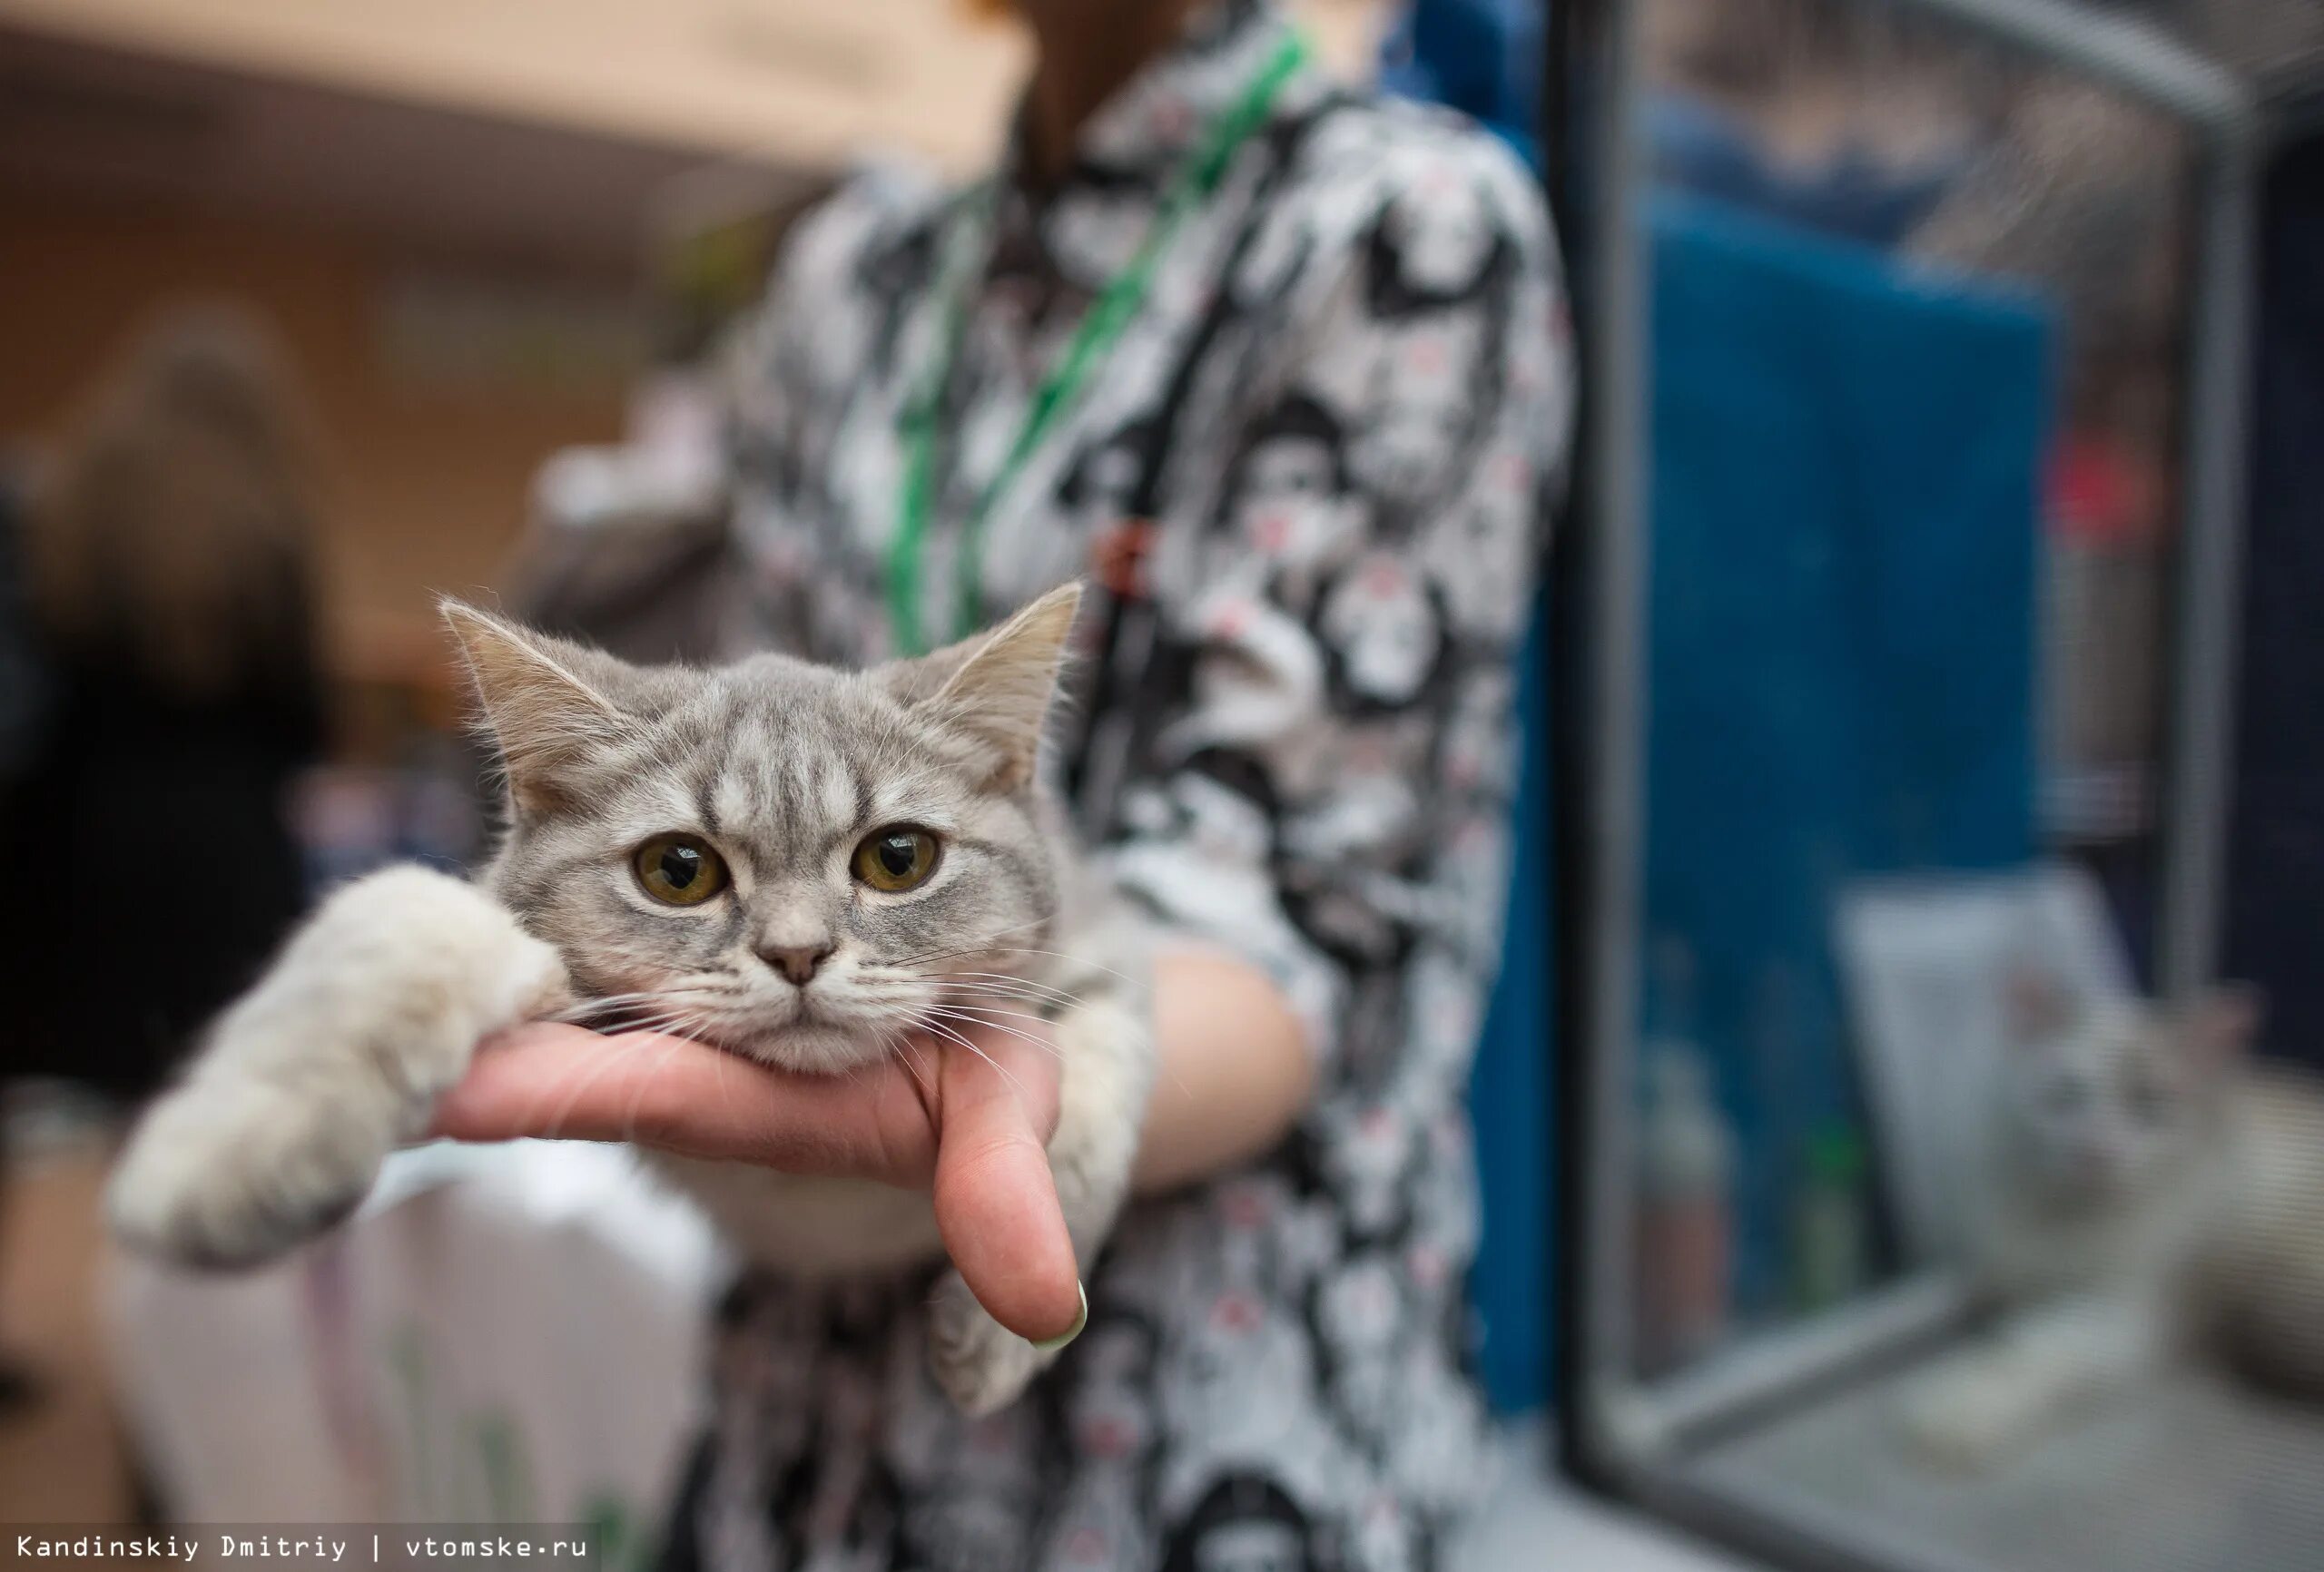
[1560,4,2324,1571]
[0,0,1364,1492]
[4,1,2324,1570]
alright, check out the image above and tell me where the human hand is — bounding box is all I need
[428,1019,1079,1343]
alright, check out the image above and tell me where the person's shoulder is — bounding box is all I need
[1305,92,1543,201]
[724,160,952,399]
[774,159,954,299]
[1275,90,1557,270]
[738,158,965,381]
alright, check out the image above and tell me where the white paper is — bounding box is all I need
[1833,864,2130,1268]
[107,1142,724,1561]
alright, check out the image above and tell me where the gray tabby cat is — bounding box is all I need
[106,582,1154,1416]
[1904,976,2324,1467]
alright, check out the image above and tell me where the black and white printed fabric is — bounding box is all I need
[672,4,1573,1568]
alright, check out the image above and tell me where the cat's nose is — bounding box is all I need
[759,941,835,987]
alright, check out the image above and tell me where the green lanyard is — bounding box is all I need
[887,32,1311,654]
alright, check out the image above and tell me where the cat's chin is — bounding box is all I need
[730,1020,894,1078]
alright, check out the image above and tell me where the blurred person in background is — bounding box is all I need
[0,445,50,1413]
[2,308,326,1114]
[436,0,1570,1566]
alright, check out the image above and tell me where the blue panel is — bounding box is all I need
[1641,194,2051,1315]
[1379,0,1556,1415]
[1377,0,1543,166]
[1466,608,1552,1413]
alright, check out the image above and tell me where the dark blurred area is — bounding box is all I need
[0,0,935,1528]
[0,17,817,1518]
[2,306,324,1102]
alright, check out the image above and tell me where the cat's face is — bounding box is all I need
[447,585,1081,1076]
[1995,977,2253,1209]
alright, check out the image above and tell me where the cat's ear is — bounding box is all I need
[883,582,1083,791]
[2002,968,2077,1045]
[440,600,631,815]
[2184,984,2261,1069]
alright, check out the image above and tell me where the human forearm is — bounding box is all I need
[1131,948,1316,1194]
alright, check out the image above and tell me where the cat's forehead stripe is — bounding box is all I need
[542,672,1010,856]
[641,774,699,828]
[808,750,857,830]
[711,771,756,840]
[870,771,950,826]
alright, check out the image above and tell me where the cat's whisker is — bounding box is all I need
[922,1007,1066,1061]
[530,1034,663,1139]
[873,1024,937,1101]
[931,970,1086,1007]
[886,918,1058,970]
[925,1000,1060,1037]
[972,947,1135,986]
[549,995,636,1021]
[919,964,1074,990]
[898,1037,936,1100]
[930,1012,1064,1049]
[618,1036,690,1145]
[700,1019,740,1117]
[938,985,1080,1019]
[930,1002,1053,1027]
[598,1008,704,1041]
[937,1000,1070,1031]
[915,1017,1030,1100]
[938,962,1082,985]
[596,987,734,1037]
[566,998,683,1036]
[548,991,666,1027]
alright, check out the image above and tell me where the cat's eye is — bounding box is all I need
[633,834,729,907]
[2042,1078,2088,1117]
[2125,1074,2170,1125]
[852,826,940,893]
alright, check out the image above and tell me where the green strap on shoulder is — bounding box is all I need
[888,32,1310,654]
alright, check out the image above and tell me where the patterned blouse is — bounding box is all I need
[671,4,1571,1569]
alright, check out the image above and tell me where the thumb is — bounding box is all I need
[927,1033,1081,1343]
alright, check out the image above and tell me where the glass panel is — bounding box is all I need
[1630,0,2196,1374]
[1580,3,2324,1569]
[1582,3,2324,1568]
[2083,0,2324,86]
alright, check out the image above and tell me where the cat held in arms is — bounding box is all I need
[106,582,1154,1416]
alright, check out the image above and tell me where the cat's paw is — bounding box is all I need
[108,865,570,1270]
[107,1074,399,1268]
[1897,1359,2034,1472]
[927,1272,1056,1419]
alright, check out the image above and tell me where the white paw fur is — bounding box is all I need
[1898,1344,2057,1472]
[108,866,568,1269]
[921,990,1150,1415]
[928,1270,1057,1419]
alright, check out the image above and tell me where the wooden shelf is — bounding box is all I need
[0,0,1385,177]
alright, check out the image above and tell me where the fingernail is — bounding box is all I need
[1030,1280,1088,1353]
